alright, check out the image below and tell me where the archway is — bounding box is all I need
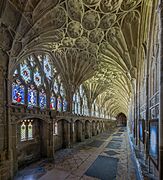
[16,118,48,168]
[96,121,100,134]
[92,121,96,136]
[116,113,127,127]
[74,120,83,142]
[56,119,70,150]
[85,120,91,139]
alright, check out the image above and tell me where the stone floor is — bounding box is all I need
[14,127,142,180]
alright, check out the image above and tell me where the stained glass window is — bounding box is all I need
[28,121,33,140]
[21,121,26,141]
[20,62,31,83]
[50,95,56,110]
[39,90,46,109]
[12,53,62,112]
[63,99,68,112]
[28,85,37,107]
[34,69,42,87]
[12,80,25,104]
[53,80,59,94]
[44,55,52,79]
[57,96,62,112]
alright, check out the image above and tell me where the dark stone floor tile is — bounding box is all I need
[87,140,105,148]
[85,155,119,180]
[106,142,122,149]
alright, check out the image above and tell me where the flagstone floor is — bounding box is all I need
[14,127,142,180]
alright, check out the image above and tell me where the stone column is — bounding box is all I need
[67,122,71,148]
[47,121,53,158]
[0,50,10,179]
[70,120,75,146]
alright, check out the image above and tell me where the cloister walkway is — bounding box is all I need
[15,127,141,180]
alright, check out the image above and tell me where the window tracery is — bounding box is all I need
[11,53,68,112]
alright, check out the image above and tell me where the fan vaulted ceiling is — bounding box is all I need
[0,0,150,116]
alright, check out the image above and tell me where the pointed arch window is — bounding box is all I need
[12,79,25,104]
[27,120,33,140]
[20,121,26,141]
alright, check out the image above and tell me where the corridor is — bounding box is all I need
[15,127,141,180]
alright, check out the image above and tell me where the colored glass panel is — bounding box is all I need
[20,63,31,83]
[57,96,62,112]
[44,55,52,79]
[34,70,42,87]
[28,86,37,107]
[53,80,59,94]
[50,96,56,110]
[12,81,25,104]
[63,99,68,112]
[21,122,26,141]
[28,122,33,140]
[39,90,46,109]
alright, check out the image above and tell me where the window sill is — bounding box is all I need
[20,138,34,142]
